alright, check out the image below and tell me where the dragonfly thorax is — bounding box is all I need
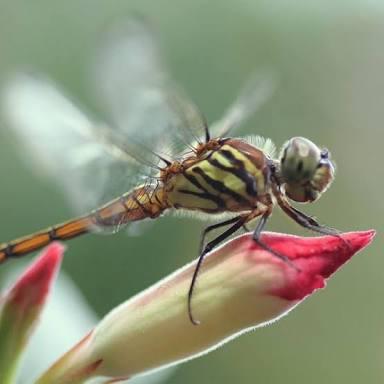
[164,138,272,214]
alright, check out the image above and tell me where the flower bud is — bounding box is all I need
[0,243,64,383]
[37,231,374,383]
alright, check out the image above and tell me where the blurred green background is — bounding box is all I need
[0,0,382,383]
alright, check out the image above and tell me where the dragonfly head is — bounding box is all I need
[279,137,335,203]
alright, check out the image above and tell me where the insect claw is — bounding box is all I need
[334,233,352,252]
[188,298,201,326]
[190,315,201,326]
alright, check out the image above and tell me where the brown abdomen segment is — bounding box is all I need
[0,185,166,263]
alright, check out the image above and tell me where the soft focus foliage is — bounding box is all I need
[0,1,382,383]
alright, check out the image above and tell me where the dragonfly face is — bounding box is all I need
[279,137,335,203]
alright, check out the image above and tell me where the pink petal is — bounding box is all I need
[253,230,376,300]
[0,243,64,383]
[4,242,64,309]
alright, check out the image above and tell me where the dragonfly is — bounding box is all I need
[0,21,338,324]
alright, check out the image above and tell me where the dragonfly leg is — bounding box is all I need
[198,216,242,255]
[277,198,350,250]
[284,203,340,235]
[252,210,300,271]
[188,216,246,325]
[242,223,252,232]
[270,183,340,236]
[271,184,349,248]
[274,187,349,239]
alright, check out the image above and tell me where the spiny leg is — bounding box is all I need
[287,205,341,235]
[275,192,350,248]
[252,211,300,271]
[188,216,246,325]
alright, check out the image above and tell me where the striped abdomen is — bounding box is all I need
[0,186,166,263]
[166,139,271,213]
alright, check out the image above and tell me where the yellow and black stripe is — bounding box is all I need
[167,141,268,213]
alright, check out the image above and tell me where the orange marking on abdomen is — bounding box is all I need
[54,217,91,239]
[12,232,51,254]
[0,185,167,264]
[0,217,93,263]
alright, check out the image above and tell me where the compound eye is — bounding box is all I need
[280,137,321,184]
[284,184,320,203]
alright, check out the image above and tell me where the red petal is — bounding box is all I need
[252,230,376,301]
[5,242,64,309]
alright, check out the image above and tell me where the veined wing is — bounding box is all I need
[1,20,211,236]
[92,19,209,159]
[210,71,277,139]
[1,74,158,219]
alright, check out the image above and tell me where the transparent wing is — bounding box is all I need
[92,19,209,158]
[210,71,277,139]
[1,74,155,216]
